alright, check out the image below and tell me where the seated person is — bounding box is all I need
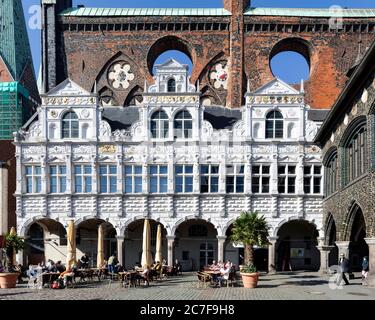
[173,259,182,275]
[55,261,65,273]
[225,259,233,270]
[162,259,167,267]
[135,265,150,286]
[209,260,220,271]
[58,267,74,287]
[80,253,90,269]
[27,264,36,278]
[134,262,142,272]
[46,259,55,272]
[216,267,230,287]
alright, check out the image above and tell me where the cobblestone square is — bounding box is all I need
[1,272,374,301]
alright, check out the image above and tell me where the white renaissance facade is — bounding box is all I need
[14,59,327,272]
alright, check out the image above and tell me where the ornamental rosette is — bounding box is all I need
[209,61,229,90]
[108,61,135,90]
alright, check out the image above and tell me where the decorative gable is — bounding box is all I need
[45,78,92,97]
[253,78,301,95]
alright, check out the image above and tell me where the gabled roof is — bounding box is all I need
[244,7,375,17]
[155,59,188,70]
[315,40,375,145]
[252,78,301,95]
[44,78,93,97]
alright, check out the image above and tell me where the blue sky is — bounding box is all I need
[23,0,375,84]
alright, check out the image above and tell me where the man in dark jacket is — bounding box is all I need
[337,253,350,285]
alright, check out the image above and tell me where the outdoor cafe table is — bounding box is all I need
[119,271,138,287]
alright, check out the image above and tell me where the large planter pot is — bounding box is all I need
[0,273,20,289]
[240,272,259,288]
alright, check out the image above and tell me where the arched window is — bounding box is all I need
[167,78,176,92]
[343,123,367,185]
[151,110,169,139]
[62,111,79,139]
[174,110,192,139]
[324,151,338,197]
[266,110,283,139]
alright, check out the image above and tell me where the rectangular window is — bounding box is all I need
[124,165,142,194]
[304,165,322,194]
[226,165,245,193]
[200,165,219,193]
[175,165,193,193]
[50,165,67,193]
[25,166,42,194]
[149,165,168,193]
[74,165,92,193]
[252,165,270,194]
[99,165,117,193]
[278,164,296,194]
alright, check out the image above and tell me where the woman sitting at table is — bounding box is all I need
[216,266,230,287]
[58,267,74,287]
[135,265,150,287]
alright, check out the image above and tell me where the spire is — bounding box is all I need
[144,79,148,92]
[247,78,251,93]
[94,80,97,94]
[300,79,304,93]
[196,79,200,92]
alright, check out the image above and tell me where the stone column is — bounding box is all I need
[166,235,175,266]
[116,236,125,266]
[217,236,227,262]
[0,164,8,235]
[268,237,278,274]
[365,238,375,287]
[317,244,334,274]
[335,241,350,259]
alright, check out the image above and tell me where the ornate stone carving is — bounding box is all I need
[28,121,42,138]
[306,120,318,141]
[108,61,135,90]
[99,121,112,139]
[99,145,116,153]
[143,95,199,104]
[209,61,229,90]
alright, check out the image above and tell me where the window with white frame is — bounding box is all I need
[226,165,245,193]
[25,166,42,193]
[278,164,296,194]
[62,111,79,139]
[99,165,117,193]
[200,165,219,193]
[151,110,169,139]
[304,165,322,194]
[175,165,193,193]
[74,165,92,193]
[50,165,67,193]
[149,165,168,193]
[174,110,193,139]
[124,165,142,194]
[251,165,270,194]
[266,110,283,139]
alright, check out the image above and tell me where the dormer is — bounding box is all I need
[148,59,196,94]
[244,78,307,141]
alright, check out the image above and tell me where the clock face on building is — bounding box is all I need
[209,61,229,90]
[108,61,135,90]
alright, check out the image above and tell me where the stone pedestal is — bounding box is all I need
[268,237,278,274]
[166,236,175,266]
[365,238,375,287]
[217,236,226,262]
[317,245,334,274]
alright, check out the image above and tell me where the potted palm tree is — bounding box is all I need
[0,231,25,288]
[230,212,270,288]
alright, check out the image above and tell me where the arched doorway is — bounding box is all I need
[325,214,339,267]
[76,219,116,268]
[25,219,67,265]
[276,220,320,271]
[124,219,167,270]
[346,205,368,272]
[174,219,217,271]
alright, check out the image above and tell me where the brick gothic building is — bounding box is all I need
[15,61,328,271]
[315,41,375,285]
[0,0,39,236]
[41,0,375,110]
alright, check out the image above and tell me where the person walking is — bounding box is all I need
[337,253,350,286]
[362,256,369,285]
